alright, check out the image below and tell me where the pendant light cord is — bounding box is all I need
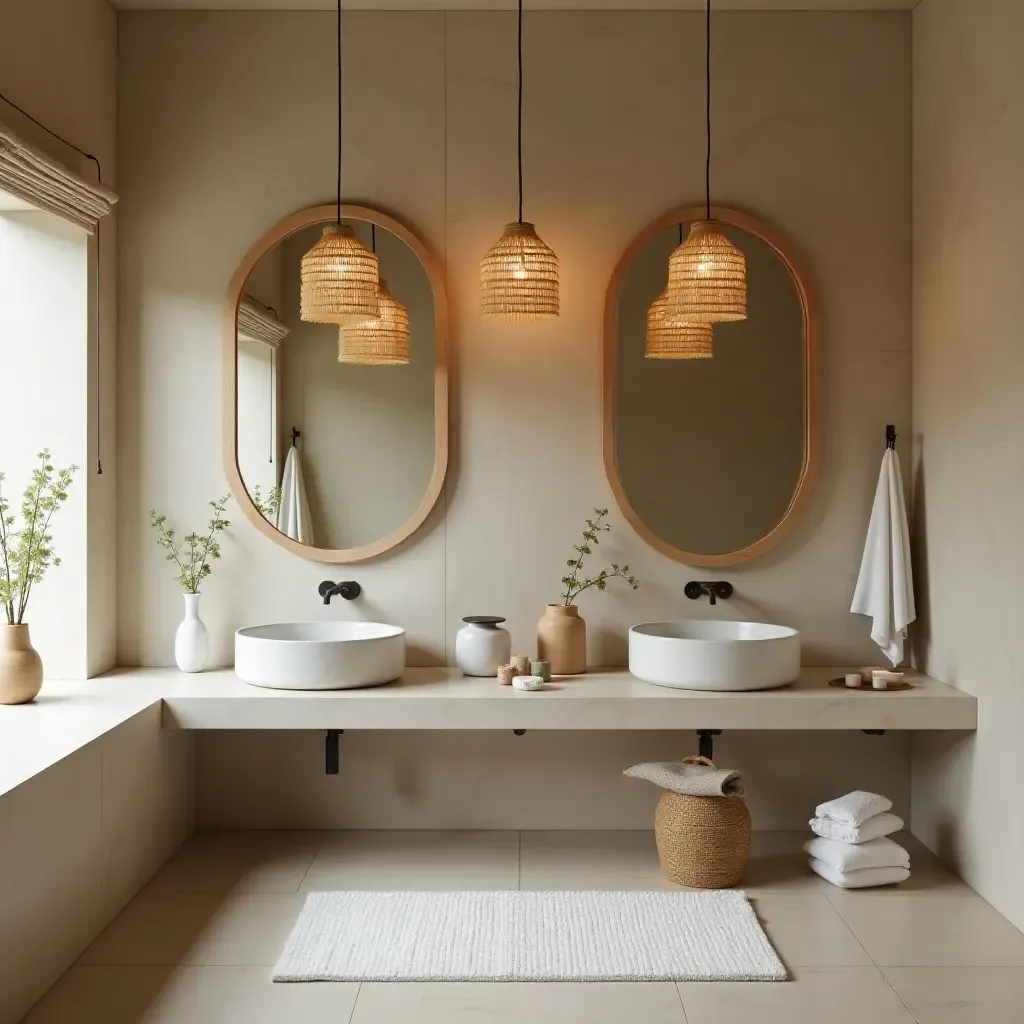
[0,90,105,475]
[517,0,524,224]
[337,0,342,224]
[704,0,712,222]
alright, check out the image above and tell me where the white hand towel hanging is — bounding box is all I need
[277,444,314,546]
[851,445,915,666]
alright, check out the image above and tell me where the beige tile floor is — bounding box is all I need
[22,830,1024,1023]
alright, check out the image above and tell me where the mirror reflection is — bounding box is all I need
[611,215,813,561]
[236,218,437,552]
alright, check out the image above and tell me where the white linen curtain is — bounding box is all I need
[0,120,117,232]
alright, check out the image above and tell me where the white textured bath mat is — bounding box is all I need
[272,890,786,982]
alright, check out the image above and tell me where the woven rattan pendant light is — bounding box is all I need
[646,224,714,359]
[339,225,411,365]
[480,0,559,321]
[665,0,746,326]
[646,287,714,359]
[299,0,379,326]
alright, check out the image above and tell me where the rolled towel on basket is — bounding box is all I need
[804,836,909,872]
[815,791,892,827]
[624,757,744,797]
[810,857,909,889]
[809,811,904,845]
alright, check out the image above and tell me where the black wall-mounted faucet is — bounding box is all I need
[318,580,362,605]
[685,580,734,606]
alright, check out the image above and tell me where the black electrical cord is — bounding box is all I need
[704,0,712,222]
[517,0,524,224]
[337,0,343,224]
[0,89,105,475]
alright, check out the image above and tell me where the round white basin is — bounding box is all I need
[629,619,800,691]
[235,621,405,690]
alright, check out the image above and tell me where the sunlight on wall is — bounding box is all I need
[0,203,89,677]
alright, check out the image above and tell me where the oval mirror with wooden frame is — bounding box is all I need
[603,205,820,567]
[224,204,448,563]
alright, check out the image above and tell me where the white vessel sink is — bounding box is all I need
[629,620,800,691]
[235,621,405,690]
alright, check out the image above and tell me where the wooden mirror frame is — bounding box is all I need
[602,204,820,567]
[223,204,448,563]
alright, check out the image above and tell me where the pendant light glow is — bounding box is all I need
[300,224,380,325]
[479,0,559,321]
[664,0,746,325]
[645,286,714,359]
[665,220,746,324]
[480,221,558,322]
[299,0,380,325]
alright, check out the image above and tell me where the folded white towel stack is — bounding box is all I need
[807,791,909,889]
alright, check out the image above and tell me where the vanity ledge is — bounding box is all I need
[149,665,976,732]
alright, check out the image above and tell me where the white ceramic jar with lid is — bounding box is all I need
[455,616,512,677]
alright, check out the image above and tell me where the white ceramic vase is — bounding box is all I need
[175,592,210,673]
[455,616,512,677]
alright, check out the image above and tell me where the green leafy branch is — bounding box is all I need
[0,450,78,625]
[250,484,282,524]
[150,495,231,595]
[560,507,640,606]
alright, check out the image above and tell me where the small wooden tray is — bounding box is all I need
[829,676,914,692]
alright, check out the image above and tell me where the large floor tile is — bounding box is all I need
[303,830,519,890]
[78,892,304,966]
[831,895,1024,966]
[348,981,686,1023]
[146,830,325,895]
[749,895,872,967]
[883,966,1024,1023]
[678,966,916,1023]
[21,965,358,1023]
[519,831,681,890]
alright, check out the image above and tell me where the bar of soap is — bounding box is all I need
[512,675,545,691]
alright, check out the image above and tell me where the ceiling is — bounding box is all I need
[112,1,919,11]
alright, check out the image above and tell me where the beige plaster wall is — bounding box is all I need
[910,0,1024,932]
[0,0,119,676]
[118,10,911,828]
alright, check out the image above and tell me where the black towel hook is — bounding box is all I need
[291,427,301,447]
[886,424,896,450]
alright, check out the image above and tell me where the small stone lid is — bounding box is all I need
[462,615,506,626]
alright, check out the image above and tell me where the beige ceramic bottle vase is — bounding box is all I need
[0,624,44,704]
[537,604,587,675]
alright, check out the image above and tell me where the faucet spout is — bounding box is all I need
[318,580,362,604]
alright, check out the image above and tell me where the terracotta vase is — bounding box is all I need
[537,604,587,675]
[0,623,44,705]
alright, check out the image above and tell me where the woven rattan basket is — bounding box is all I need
[653,756,751,888]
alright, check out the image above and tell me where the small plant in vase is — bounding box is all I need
[0,451,78,704]
[539,508,640,675]
[150,495,230,673]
